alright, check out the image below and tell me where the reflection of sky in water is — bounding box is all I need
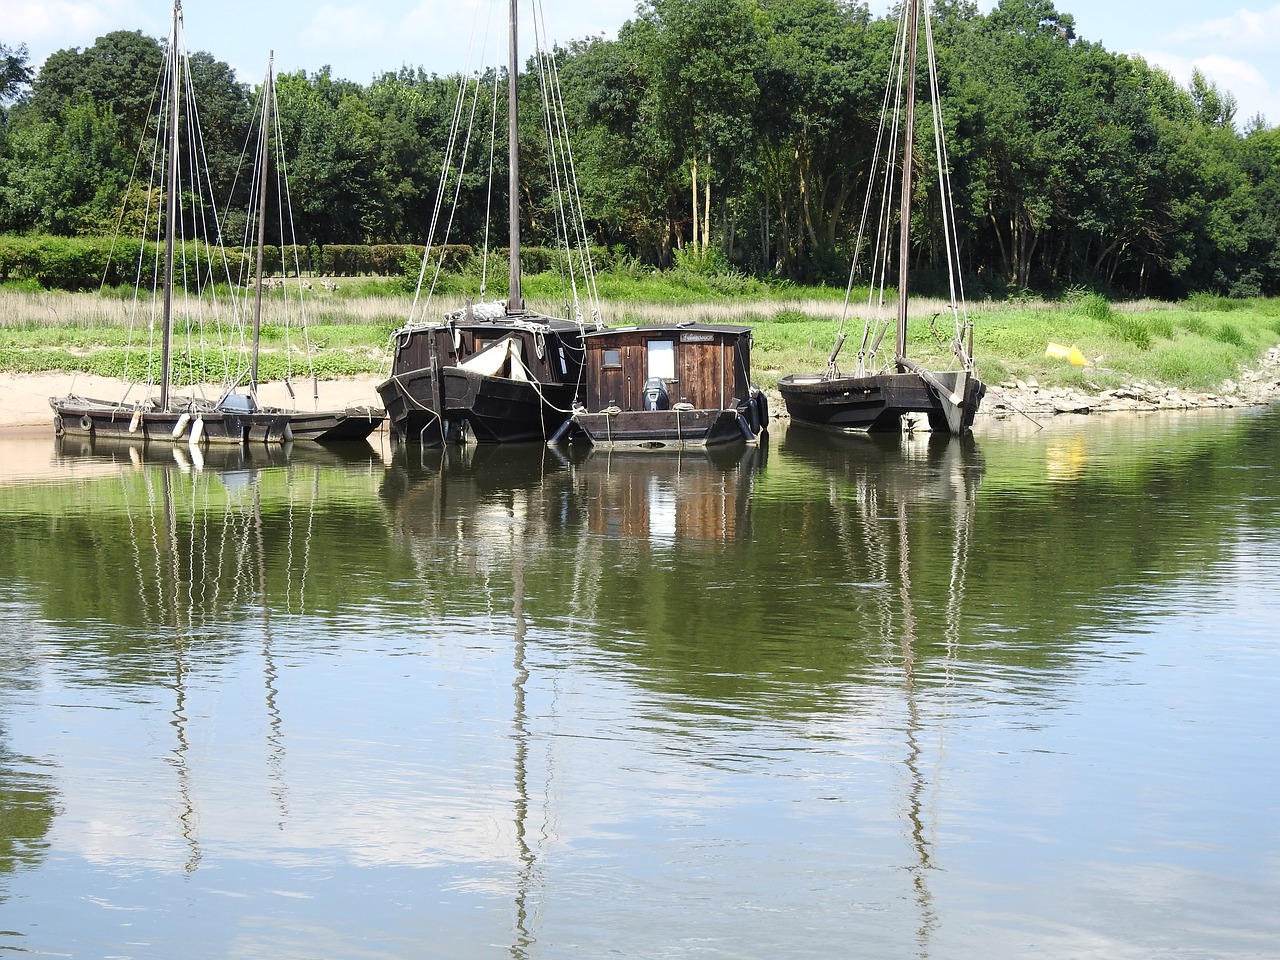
[13,562,1279,958]
[646,475,676,548]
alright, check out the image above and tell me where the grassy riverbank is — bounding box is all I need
[2,281,1278,392]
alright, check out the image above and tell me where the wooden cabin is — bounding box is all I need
[559,323,766,448]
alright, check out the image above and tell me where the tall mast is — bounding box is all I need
[250,54,273,396]
[895,0,919,366]
[160,0,182,409]
[507,0,524,313]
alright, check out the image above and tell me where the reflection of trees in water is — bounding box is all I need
[822,432,984,956]
[0,747,58,882]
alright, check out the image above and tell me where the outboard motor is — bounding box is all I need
[642,377,670,411]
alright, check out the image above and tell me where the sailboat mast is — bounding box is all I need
[160,0,182,410]
[250,55,273,396]
[507,0,524,313]
[896,0,920,365]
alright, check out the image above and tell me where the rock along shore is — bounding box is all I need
[978,345,1280,422]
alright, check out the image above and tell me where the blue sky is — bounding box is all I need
[7,1,1280,126]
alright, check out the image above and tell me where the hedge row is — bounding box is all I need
[0,234,612,291]
[0,235,323,290]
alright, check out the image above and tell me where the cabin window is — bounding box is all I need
[602,348,622,368]
[647,340,675,379]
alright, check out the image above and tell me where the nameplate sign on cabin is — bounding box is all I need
[680,332,715,343]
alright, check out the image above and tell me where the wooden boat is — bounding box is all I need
[380,304,589,445]
[777,0,985,436]
[377,0,597,445]
[549,322,767,450]
[50,4,383,446]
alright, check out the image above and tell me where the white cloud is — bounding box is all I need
[1164,5,1280,50]
[5,0,154,64]
[1140,48,1278,125]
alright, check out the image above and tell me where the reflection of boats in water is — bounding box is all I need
[781,422,983,953]
[779,423,985,503]
[53,432,384,473]
[380,437,764,562]
[40,443,361,873]
[377,431,767,953]
[567,443,764,546]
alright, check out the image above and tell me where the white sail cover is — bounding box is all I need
[457,337,530,381]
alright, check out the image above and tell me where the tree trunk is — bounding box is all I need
[702,151,712,253]
[691,156,700,256]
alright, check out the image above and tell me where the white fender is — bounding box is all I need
[171,412,191,439]
[188,416,205,445]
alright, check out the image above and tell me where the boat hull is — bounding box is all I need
[265,406,385,443]
[378,366,450,446]
[51,397,384,445]
[564,404,759,450]
[442,368,575,443]
[379,315,588,445]
[777,369,985,435]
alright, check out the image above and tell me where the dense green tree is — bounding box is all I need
[363,68,472,243]
[0,100,126,234]
[948,0,1079,291]
[1236,125,1280,296]
[272,68,377,243]
[22,31,164,141]
[560,29,686,264]
[1,41,32,105]
[752,0,882,281]
[608,0,767,259]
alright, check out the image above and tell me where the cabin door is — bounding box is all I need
[644,339,676,408]
[647,339,675,381]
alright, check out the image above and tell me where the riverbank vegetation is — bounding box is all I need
[3,283,1278,394]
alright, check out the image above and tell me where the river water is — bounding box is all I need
[0,408,1277,959]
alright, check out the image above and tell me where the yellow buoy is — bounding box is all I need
[1046,342,1089,367]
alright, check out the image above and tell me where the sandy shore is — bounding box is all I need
[0,372,386,435]
[4,346,1279,438]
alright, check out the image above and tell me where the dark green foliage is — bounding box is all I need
[1214,322,1245,346]
[320,244,374,276]
[773,308,810,324]
[1079,293,1112,321]
[1,41,33,103]
[2,0,1280,299]
[1106,313,1153,350]
[0,235,129,289]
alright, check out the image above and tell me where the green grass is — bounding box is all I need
[3,282,1279,393]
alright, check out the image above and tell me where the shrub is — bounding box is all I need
[1187,291,1232,312]
[1107,314,1151,350]
[1079,292,1111,321]
[1214,322,1245,346]
[773,308,809,324]
[371,244,426,276]
[322,244,374,276]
